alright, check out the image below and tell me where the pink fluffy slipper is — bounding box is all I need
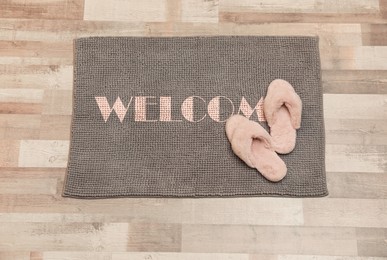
[264,79,302,154]
[225,115,287,182]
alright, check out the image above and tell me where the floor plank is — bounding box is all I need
[0,88,44,103]
[322,70,387,94]
[325,118,387,145]
[0,114,41,139]
[324,94,387,120]
[0,193,303,226]
[18,140,69,167]
[42,90,72,115]
[277,256,387,260]
[0,0,84,20]
[0,41,72,58]
[303,198,387,228]
[39,115,71,140]
[0,103,42,114]
[181,225,357,255]
[361,24,387,46]
[0,19,147,41]
[83,0,167,22]
[356,228,387,257]
[0,177,57,195]
[0,65,73,90]
[219,12,387,24]
[219,0,380,14]
[0,222,131,251]
[0,252,30,260]
[327,171,387,199]
[0,222,180,252]
[0,140,20,167]
[1,0,387,257]
[181,0,219,23]
[326,144,387,173]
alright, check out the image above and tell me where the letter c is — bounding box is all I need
[181,96,206,122]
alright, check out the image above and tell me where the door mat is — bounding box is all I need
[63,36,328,198]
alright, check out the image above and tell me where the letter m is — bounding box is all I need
[95,96,133,123]
[238,97,266,122]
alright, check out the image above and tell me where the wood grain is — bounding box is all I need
[361,24,387,46]
[0,65,72,90]
[0,0,84,20]
[0,140,20,167]
[39,115,71,140]
[1,0,387,258]
[181,0,219,23]
[303,198,387,228]
[0,89,44,103]
[325,118,387,145]
[42,90,72,115]
[0,19,147,41]
[0,178,57,195]
[219,12,387,24]
[322,70,387,94]
[324,94,387,120]
[18,140,69,167]
[218,23,363,47]
[219,0,380,13]
[327,171,387,199]
[356,228,387,257]
[0,252,30,260]
[326,144,387,173]
[0,103,42,114]
[84,0,167,22]
[181,225,358,255]
[278,256,387,260]
[0,41,72,58]
[0,222,131,251]
[0,193,302,226]
[0,114,41,139]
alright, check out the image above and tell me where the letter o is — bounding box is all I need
[208,96,235,122]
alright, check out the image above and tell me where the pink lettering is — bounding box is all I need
[208,96,235,122]
[160,97,182,122]
[95,96,133,123]
[95,96,266,123]
[135,96,158,122]
[181,96,206,122]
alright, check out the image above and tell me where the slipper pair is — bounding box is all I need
[226,79,302,182]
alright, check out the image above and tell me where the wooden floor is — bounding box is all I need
[0,0,387,259]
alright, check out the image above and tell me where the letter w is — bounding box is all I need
[95,96,133,123]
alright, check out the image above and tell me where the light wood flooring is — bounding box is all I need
[0,0,387,259]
